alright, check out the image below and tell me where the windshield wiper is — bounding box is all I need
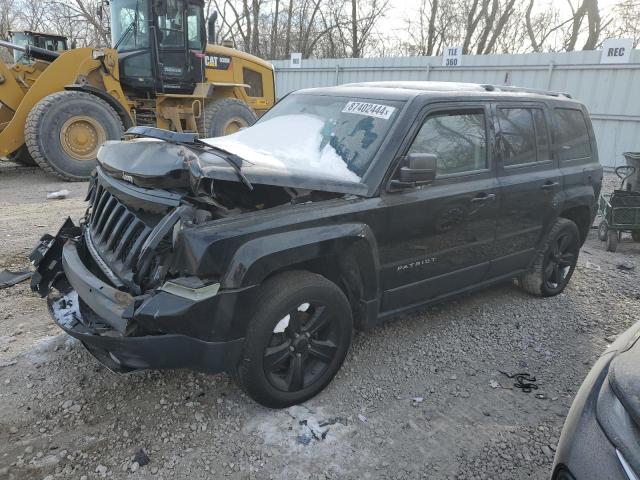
[125,127,253,191]
[114,0,139,49]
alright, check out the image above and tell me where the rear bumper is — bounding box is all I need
[33,223,246,374]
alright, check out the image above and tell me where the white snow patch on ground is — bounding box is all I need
[21,333,68,364]
[244,404,352,451]
[202,115,361,182]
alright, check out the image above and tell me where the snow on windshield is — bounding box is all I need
[202,114,361,182]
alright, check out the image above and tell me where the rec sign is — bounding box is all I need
[600,38,633,64]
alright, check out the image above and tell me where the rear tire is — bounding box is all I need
[7,145,37,166]
[25,91,124,181]
[518,218,580,297]
[598,219,608,242]
[232,271,352,408]
[197,98,257,138]
[606,229,619,252]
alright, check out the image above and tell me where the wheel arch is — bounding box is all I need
[222,224,381,330]
[64,84,134,130]
[560,205,592,245]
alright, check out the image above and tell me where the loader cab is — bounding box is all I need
[110,0,206,95]
[9,31,68,64]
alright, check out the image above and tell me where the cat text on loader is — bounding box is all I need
[0,0,275,180]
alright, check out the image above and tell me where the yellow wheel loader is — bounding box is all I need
[3,31,69,166]
[0,0,275,181]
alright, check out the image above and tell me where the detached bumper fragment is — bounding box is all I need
[33,220,244,374]
[29,217,80,297]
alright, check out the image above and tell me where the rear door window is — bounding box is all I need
[496,107,550,167]
[554,108,591,161]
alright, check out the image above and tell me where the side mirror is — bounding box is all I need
[398,153,437,185]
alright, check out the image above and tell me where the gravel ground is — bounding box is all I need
[0,165,638,480]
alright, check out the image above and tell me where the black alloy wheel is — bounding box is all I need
[543,231,578,292]
[232,271,352,408]
[518,218,580,297]
[264,302,340,393]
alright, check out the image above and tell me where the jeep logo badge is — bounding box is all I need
[122,173,134,183]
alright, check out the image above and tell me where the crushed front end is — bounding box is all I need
[30,167,246,374]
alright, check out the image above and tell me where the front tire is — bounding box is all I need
[518,218,580,297]
[232,271,353,408]
[197,98,257,138]
[25,91,124,181]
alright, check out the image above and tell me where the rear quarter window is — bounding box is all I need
[554,108,591,161]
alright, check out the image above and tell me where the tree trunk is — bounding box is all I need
[351,0,359,58]
[284,0,293,57]
[270,0,280,59]
[426,0,438,56]
[525,0,541,52]
[251,0,260,56]
[582,0,601,50]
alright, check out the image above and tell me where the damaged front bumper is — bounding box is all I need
[30,220,245,374]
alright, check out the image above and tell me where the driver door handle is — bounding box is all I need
[541,181,560,190]
[471,193,496,203]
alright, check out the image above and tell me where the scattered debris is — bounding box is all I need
[498,370,539,393]
[605,334,618,343]
[617,262,635,271]
[0,269,32,289]
[411,396,424,404]
[0,360,17,368]
[489,380,500,389]
[318,417,348,427]
[296,434,312,446]
[299,418,328,441]
[357,414,368,423]
[133,449,150,467]
[584,260,601,271]
[46,189,70,200]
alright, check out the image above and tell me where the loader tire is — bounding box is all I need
[197,98,257,138]
[7,145,37,167]
[25,91,124,181]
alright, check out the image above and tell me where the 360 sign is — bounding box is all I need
[443,46,462,67]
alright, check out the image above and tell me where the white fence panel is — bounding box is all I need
[271,51,640,168]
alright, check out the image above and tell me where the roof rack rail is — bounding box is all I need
[480,84,572,99]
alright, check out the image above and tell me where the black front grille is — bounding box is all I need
[88,183,153,286]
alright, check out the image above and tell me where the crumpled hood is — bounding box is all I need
[97,140,368,196]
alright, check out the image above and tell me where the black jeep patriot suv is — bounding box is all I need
[32,81,603,408]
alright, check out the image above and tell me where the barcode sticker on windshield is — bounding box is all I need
[342,101,395,120]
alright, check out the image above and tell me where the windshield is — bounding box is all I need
[11,33,28,63]
[202,94,403,182]
[110,0,150,50]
